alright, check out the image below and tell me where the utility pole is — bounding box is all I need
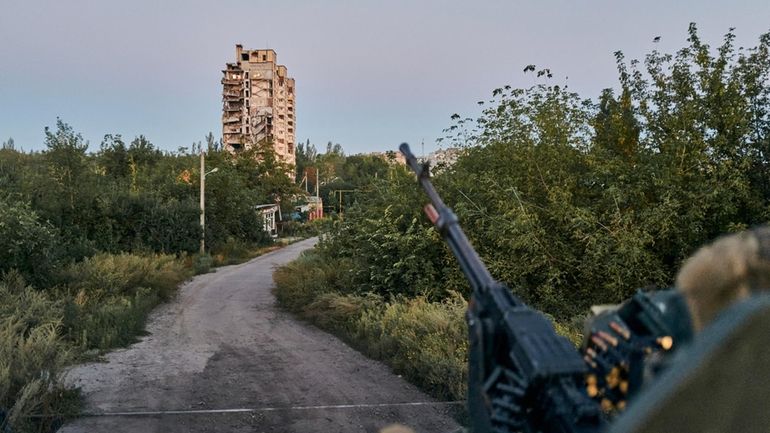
[200,151,205,254]
[200,151,219,254]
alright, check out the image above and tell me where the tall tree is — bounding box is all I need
[99,134,130,178]
[2,137,14,150]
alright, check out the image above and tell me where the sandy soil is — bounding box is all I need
[59,238,461,433]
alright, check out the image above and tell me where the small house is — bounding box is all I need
[255,204,280,238]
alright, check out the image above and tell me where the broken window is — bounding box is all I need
[262,55,266,61]
[241,53,249,61]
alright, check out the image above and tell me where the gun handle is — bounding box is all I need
[467,309,493,433]
[424,204,439,225]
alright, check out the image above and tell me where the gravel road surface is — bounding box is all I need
[60,238,461,433]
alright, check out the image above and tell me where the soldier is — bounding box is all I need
[676,226,770,332]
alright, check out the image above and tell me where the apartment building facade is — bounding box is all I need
[221,45,296,167]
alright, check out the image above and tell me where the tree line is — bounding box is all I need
[313,24,770,319]
[0,122,299,286]
[294,139,401,214]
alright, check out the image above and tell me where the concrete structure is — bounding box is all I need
[255,204,280,237]
[425,147,462,169]
[222,45,296,167]
[294,197,324,221]
[364,151,407,166]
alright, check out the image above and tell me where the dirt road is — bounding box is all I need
[60,238,461,433]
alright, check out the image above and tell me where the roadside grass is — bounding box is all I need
[210,236,309,267]
[0,253,191,432]
[273,248,584,402]
[0,272,78,433]
[274,249,467,400]
[1,237,306,432]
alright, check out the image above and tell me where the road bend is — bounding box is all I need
[60,238,461,433]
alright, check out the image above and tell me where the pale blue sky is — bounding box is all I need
[1,0,769,154]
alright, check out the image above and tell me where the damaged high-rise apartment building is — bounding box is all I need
[221,45,296,167]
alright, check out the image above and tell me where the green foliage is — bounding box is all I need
[295,140,397,213]
[0,253,190,431]
[190,253,214,274]
[273,251,467,400]
[280,218,333,238]
[0,199,60,287]
[0,273,78,433]
[319,25,770,318]
[274,250,580,401]
[61,287,163,350]
[60,253,189,301]
[273,251,351,311]
[276,25,770,403]
[211,237,257,265]
[355,295,468,400]
[56,252,189,349]
[0,124,294,259]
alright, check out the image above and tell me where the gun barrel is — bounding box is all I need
[399,142,495,293]
[399,142,447,210]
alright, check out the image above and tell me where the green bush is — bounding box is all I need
[60,252,189,301]
[273,251,352,311]
[0,273,78,433]
[55,253,190,351]
[190,253,214,274]
[212,237,258,265]
[279,250,530,400]
[0,199,61,287]
[356,295,468,400]
[275,249,597,402]
[62,287,161,350]
[0,252,191,430]
[280,218,332,238]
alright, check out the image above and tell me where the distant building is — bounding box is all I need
[255,204,280,238]
[222,45,296,168]
[362,151,407,165]
[294,196,324,221]
[425,147,462,169]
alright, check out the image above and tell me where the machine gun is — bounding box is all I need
[399,143,604,433]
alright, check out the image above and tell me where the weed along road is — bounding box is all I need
[60,238,460,433]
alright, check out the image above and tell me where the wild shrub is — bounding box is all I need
[273,251,352,311]
[56,253,189,351]
[316,26,770,319]
[0,253,190,430]
[274,266,469,401]
[300,292,382,335]
[62,287,161,350]
[355,294,468,400]
[0,274,77,433]
[212,237,256,266]
[0,199,60,287]
[191,253,214,274]
[60,253,189,301]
